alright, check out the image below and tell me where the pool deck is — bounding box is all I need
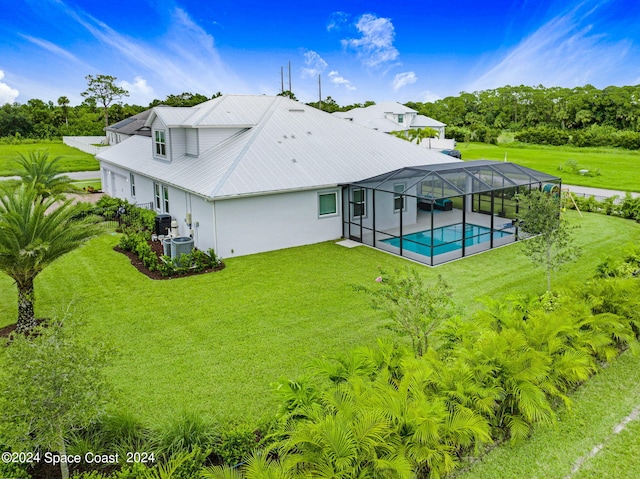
[372,209,515,238]
[356,208,517,265]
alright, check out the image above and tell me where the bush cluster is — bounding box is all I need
[567,192,640,221]
[249,270,639,479]
[90,197,156,232]
[515,126,571,145]
[156,249,222,277]
[117,216,221,277]
[515,125,640,149]
[64,412,271,479]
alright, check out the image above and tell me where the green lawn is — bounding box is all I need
[0,212,638,427]
[0,142,99,176]
[453,349,640,479]
[458,142,640,192]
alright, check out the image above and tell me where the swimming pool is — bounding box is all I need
[381,223,513,257]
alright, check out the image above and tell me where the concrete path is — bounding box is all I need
[564,184,639,199]
[0,170,101,181]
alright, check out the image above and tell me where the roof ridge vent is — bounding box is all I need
[288,108,305,112]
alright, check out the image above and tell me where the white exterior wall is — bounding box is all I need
[347,183,418,234]
[101,165,129,199]
[186,129,198,156]
[198,128,244,152]
[169,128,187,158]
[213,189,343,258]
[190,195,215,252]
[98,163,346,258]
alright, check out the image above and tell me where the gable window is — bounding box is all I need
[155,130,166,156]
[130,173,136,198]
[318,192,338,217]
[394,184,406,212]
[398,114,404,123]
[352,188,366,218]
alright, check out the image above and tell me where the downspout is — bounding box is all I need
[212,200,219,255]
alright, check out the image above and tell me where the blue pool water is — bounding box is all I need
[381,223,512,257]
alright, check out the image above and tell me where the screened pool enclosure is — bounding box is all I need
[342,160,561,266]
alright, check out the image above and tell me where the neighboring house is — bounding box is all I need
[333,101,447,138]
[105,109,153,145]
[333,102,455,150]
[97,94,460,259]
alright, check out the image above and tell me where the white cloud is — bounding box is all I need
[301,50,328,78]
[328,71,356,91]
[19,34,89,67]
[421,91,442,103]
[468,3,632,91]
[392,71,417,90]
[0,70,19,104]
[58,2,245,98]
[327,11,349,32]
[118,76,156,105]
[342,14,399,68]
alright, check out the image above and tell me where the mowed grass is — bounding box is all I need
[0,212,638,427]
[453,349,640,479]
[0,142,99,176]
[458,142,640,192]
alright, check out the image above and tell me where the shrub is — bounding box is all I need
[211,424,260,466]
[92,197,155,231]
[0,455,30,479]
[515,126,570,145]
[157,249,222,277]
[134,240,158,271]
[620,193,640,221]
[445,126,472,143]
[152,411,217,458]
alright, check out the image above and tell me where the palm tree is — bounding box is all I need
[57,96,70,126]
[391,128,440,147]
[0,185,102,333]
[11,150,78,200]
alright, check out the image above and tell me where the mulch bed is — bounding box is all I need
[0,318,48,339]
[114,239,225,280]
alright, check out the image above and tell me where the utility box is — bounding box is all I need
[155,214,172,236]
[171,237,194,259]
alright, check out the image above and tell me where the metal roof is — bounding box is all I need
[411,115,445,128]
[106,108,154,136]
[350,160,561,199]
[98,95,462,200]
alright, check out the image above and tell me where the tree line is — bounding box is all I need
[2,79,640,148]
[407,84,640,148]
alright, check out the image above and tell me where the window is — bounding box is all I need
[163,185,170,214]
[318,192,337,216]
[154,183,161,211]
[398,114,404,123]
[352,188,366,217]
[394,184,406,212]
[155,130,166,156]
[155,183,170,213]
[130,173,136,198]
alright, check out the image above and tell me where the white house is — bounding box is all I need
[333,102,455,150]
[105,109,153,145]
[97,95,461,259]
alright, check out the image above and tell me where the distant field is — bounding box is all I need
[458,142,640,192]
[0,142,99,176]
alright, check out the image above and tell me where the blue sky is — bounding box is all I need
[1,0,639,106]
